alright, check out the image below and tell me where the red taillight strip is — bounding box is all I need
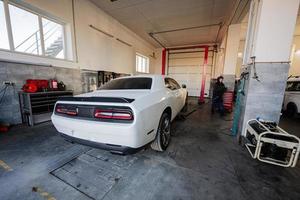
[56,106,77,116]
[112,112,132,120]
[94,109,133,120]
[56,107,67,114]
[66,111,78,116]
[94,110,113,119]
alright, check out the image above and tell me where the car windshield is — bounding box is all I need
[286,81,300,91]
[99,77,152,90]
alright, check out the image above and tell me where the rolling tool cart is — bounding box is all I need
[19,91,73,126]
[244,119,300,167]
[223,91,234,112]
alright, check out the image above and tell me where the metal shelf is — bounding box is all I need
[31,100,57,105]
[19,91,73,126]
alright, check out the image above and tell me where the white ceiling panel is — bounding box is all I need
[155,25,220,47]
[90,0,243,47]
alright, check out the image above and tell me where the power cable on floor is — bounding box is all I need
[183,108,197,118]
[0,85,8,106]
[220,131,235,137]
[0,85,7,94]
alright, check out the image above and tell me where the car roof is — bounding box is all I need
[118,74,163,79]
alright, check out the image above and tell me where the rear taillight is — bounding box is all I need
[56,105,77,116]
[94,109,133,121]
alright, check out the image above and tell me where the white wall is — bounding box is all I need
[235,34,300,78]
[0,0,156,74]
[223,24,241,75]
[248,0,299,62]
[220,0,300,79]
[235,40,245,77]
[74,0,155,74]
[290,36,300,75]
[153,48,163,74]
[235,36,300,77]
[214,34,227,78]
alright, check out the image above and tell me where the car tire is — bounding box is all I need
[151,112,171,152]
[286,103,298,118]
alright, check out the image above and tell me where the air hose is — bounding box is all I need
[231,71,249,136]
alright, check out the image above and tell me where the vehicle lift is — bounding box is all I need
[244,119,300,167]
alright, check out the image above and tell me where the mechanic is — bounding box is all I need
[211,76,227,116]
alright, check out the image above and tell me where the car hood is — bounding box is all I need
[76,90,151,100]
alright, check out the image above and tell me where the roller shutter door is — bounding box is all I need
[167,51,213,97]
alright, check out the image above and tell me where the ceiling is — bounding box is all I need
[90,0,249,48]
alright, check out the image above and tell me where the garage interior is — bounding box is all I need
[0,0,300,199]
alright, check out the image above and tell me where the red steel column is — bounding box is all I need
[161,48,166,75]
[198,46,209,103]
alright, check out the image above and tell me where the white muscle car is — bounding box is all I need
[283,76,300,117]
[51,75,188,154]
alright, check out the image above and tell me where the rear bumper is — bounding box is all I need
[60,133,141,154]
[51,114,148,149]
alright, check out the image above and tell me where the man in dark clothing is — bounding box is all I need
[212,76,227,116]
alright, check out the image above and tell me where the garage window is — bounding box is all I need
[42,18,65,59]
[0,0,68,60]
[0,0,9,50]
[9,4,42,55]
[136,53,149,73]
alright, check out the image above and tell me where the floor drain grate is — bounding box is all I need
[50,149,138,200]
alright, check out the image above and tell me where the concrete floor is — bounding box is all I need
[0,102,300,200]
[279,115,300,137]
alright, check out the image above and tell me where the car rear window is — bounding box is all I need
[286,81,300,91]
[100,77,152,90]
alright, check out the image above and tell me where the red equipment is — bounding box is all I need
[22,79,49,93]
[50,79,58,90]
[22,83,38,93]
[0,123,9,133]
[0,126,9,133]
[223,91,234,112]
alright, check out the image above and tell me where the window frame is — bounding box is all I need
[169,78,181,89]
[165,78,181,90]
[0,0,69,61]
[136,53,150,73]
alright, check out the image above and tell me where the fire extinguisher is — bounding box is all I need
[50,79,58,90]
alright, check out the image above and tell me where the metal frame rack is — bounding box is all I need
[244,119,300,167]
[19,91,73,126]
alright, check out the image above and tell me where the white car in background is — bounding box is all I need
[51,75,188,154]
[283,76,300,117]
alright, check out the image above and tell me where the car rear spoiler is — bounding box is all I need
[58,96,135,103]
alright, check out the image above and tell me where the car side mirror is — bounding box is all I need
[182,84,187,88]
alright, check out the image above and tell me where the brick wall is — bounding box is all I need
[0,61,82,125]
